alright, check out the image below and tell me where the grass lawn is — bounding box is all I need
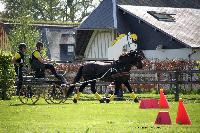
[0,94,200,133]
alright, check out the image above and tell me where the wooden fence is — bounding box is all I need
[129,69,200,101]
[0,24,10,50]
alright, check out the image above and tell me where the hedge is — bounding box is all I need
[0,50,15,100]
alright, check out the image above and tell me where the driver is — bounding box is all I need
[30,41,66,86]
[12,43,27,95]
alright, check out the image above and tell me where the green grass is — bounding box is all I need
[0,94,200,133]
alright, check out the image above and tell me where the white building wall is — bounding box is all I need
[46,29,75,60]
[46,30,61,60]
[84,30,114,60]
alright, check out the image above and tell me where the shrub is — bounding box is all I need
[196,60,200,80]
[0,50,15,100]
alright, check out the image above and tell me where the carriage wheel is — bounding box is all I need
[44,85,64,104]
[19,85,40,104]
[61,86,70,103]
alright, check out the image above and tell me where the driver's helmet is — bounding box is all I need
[36,41,44,48]
[18,43,27,50]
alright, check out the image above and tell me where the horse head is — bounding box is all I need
[133,50,146,69]
[117,50,145,70]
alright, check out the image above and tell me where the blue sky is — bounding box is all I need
[0,2,5,12]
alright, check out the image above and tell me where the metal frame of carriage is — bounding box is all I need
[17,67,67,105]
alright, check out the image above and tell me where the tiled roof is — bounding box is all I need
[118,5,200,48]
[117,0,200,9]
[79,0,114,29]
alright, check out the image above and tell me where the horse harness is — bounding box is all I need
[68,64,130,87]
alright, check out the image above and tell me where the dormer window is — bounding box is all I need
[147,11,176,22]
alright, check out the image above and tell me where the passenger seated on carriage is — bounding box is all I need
[12,43,27,95]
[29,41,66,86]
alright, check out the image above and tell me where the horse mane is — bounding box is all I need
[113,50,145,72]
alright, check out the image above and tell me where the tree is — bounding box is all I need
[1,0,99,22]
[59,0,95,22]
[31,0,60,21]
[1,0,32,19]
[8,16,39,55]
[1,0,61,21]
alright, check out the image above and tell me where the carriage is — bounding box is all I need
[16,67,66,104]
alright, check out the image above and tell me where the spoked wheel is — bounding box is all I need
[45,84,64,104]
[61,86,70,103]
[19,85,40,104]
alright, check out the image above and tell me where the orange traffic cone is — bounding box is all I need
[155,111,172,125]
[159,89,169,109]
[176,98,192,125]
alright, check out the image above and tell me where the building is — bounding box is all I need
[76,0,200,60]
[3,22,78,61]
[0,22,10,51]
[38,24,77,61]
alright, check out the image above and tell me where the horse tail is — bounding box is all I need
[73,65,84,83]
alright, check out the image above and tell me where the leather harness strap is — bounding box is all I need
[111,72,129,78]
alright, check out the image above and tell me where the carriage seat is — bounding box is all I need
[29,58,45,78]
[33,68,45,78]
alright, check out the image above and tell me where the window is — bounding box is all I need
[147,11,175,22]
[68,45,74,52]
[60,44,75,61]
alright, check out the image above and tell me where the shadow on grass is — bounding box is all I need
[9,102,73,106]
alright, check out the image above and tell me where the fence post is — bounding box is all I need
[174,70,179,101]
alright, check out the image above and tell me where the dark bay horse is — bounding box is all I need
[66,50,145,103]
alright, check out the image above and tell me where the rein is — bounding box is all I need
[69,67,115,87]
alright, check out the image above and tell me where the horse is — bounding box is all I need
[66,50,145,103]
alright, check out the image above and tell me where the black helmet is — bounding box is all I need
[36,41,44,48]
[18,43,27,50]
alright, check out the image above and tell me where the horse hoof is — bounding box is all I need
[99,99,105,103]
[73,98,77,103]
[134,97,139,103]
[106,98,110,103]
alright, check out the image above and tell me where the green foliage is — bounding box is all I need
[8,16,39,56]
[196,60,200,79]
[59,0,95,22]
[1,0,97,22]
[1,0,31,19]
[31,0,61,21]
[0,50,15,100]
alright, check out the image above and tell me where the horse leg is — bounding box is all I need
[73,82,88,103]
[66,66,84,98]
[90,81,105,103]
[123,80,139,102]
[66,86,75,97]
[106,81,122,103]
